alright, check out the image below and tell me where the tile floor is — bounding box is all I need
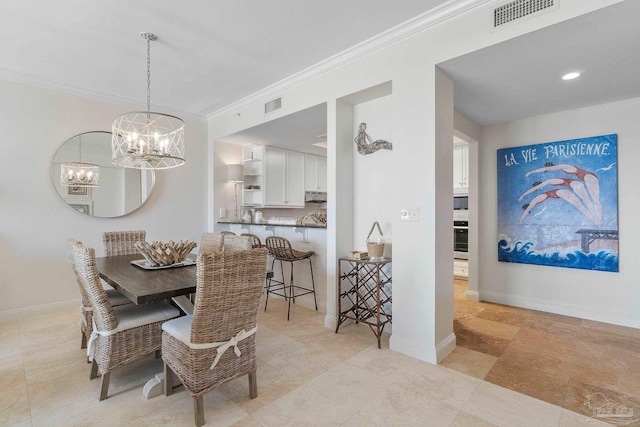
[443,279,640,426]
[0,294,626,426]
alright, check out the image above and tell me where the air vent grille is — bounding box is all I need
[494,0,554,27]
[264,97,282,114]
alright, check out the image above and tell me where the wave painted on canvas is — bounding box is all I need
[498,239,618,272]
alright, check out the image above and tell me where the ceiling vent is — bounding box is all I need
[494,0,556,28]
[264,97,282,115]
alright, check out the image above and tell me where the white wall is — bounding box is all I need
[478,97,640,328]
[0,79,208,320]
[212,140,243,228]
[352,94,394,254]
[207,1,621,363]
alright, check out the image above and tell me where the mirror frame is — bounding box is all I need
[50,131,156,217]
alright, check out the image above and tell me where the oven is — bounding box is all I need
[454,220,469,259]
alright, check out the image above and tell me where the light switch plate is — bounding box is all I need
[400,207,419,222]
[219,208,226,218]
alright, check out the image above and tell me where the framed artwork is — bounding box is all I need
[497,134,618,272]
[66,185,90,197]
[68,202,93,216]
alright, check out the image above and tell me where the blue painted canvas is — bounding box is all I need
[497,134,618,272]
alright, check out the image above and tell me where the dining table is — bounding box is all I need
[96,253,197,314]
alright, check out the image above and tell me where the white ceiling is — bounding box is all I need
[218,103,328,156]
[440,1,640,126]
[0,0,449,119]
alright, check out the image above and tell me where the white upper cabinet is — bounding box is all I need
[264,147,305,207]
[453,144,469,194]
[305,154,328,192]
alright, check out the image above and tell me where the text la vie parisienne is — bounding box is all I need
[503,141,612,167]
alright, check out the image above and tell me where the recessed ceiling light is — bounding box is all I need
[562,72,581,80]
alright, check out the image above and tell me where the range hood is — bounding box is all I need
[305,191,327,203]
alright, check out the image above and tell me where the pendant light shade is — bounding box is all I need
[112,32,185,170]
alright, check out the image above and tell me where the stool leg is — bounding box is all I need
[264,258,276,312]
[287,261,296,320]
[309,258,317,311]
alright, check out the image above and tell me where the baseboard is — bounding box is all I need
[435,333,457,363]
[479,290,640,329]
[466,290,480,302]
[389,334,437,364]
[324,314,338,330]
[0,298,80,324]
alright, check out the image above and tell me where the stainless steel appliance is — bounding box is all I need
[453,200,469,259]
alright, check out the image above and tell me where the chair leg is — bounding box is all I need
[287,261,293,321]
[309,258,318,311]
[80,330,87,350]
[90,359,99,380]
[194,395,205,427]
[248,370,258,399]
[264,258,276,312]
[164,362,173,396]
[99,372,111,401]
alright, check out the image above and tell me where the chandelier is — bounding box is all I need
[60,134,100,187]
[112,33,185,170]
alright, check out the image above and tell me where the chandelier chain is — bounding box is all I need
[146,36,151,115]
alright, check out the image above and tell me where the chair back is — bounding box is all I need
[102,230,146,256]
[66,238,92,309]
[200,232,223,254]
[264,236,296,260]
[72,242,118,331]
[191,249,268,345]
[240,233,263,249]
[220,231,236,236]
[222,235,252,252]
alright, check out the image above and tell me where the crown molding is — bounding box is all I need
[204,0,494,120]
[0,68,207,123]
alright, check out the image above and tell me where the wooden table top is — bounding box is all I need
[95,254,197,305]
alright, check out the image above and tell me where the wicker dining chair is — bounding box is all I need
[222,234,252,252]
[220,231,236,236]
[240,233,263,249]
[199,232,223,254]
[65,239,131,351]
[72,242,180,401]
[162,249,268,427]
[102,230,146,256]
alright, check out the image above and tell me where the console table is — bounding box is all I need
[335,257,392,348]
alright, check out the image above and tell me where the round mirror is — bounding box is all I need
[50,131,155,217]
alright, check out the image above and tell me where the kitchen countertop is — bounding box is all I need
[217,220,326,229]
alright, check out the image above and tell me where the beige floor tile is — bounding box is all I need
[251,384,356,426]
[393,361,481,410]
[456,317,520,341]
[0,371,31,427]
[307,330,374,361]
[356,381,460,427]
[462,382,563,427]
[450,411,498,427]
[581,319,640,340]
[231,415,263,426]
[142,389,248,427]
[306,364,389,410]
[440,346,497,380]
[218,357,306,414]
[345,345,420,380]
[341,412,382,426]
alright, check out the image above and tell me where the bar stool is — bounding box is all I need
[264,236,317,320]
[240,233,263,248]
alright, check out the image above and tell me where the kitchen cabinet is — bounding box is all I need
[305,154,327,192]
[264,147,305,207]
[453,144,469,194]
